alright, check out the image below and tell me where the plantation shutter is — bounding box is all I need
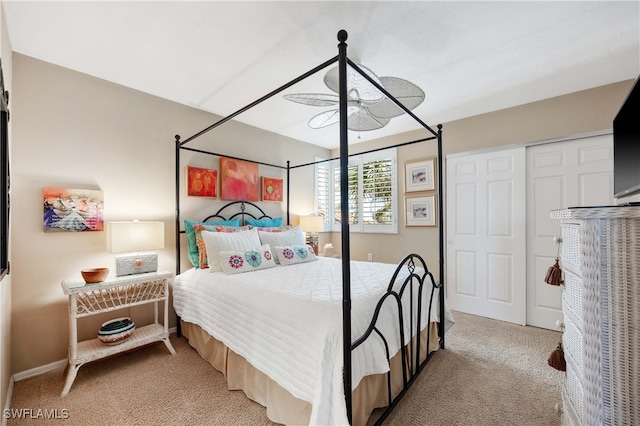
[362,159,393,225]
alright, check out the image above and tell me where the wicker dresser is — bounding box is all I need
[551,206,640,425]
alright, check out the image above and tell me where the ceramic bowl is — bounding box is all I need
[81,267,109,283]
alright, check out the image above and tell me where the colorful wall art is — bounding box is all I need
[187,166,218,197]
[43,187,104,232]
[220,157,259,201]
[261,176,283,202]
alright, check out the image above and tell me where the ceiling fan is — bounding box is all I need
[284,64,425,131]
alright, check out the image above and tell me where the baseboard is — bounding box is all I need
[12,326,178,383]
[2,376,14,426]
[12,359,67,382]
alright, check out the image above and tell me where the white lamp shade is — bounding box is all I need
[107,221,165,253]
[299,215,324,233]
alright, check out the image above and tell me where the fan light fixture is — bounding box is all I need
[284,64,425,131]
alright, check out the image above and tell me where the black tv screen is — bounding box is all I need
[613,76,640,199]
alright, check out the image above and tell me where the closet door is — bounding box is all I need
[526,134,613,330]
[446,147,527,325]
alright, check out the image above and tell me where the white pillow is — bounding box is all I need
[273,245,317,265]
[219,244,277,274]
[201,227,262,272]
[258,226,305,249]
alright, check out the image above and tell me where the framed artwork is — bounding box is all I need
[187,166,217,197]
[43,187,104,232]
[219,157,259,201]
[261,176,283,202]
[404,157,436,192]
[405,194,436,227]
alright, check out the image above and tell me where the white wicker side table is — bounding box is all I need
[60,271,176,397]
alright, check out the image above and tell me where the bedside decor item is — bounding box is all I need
[261,176,283,201]
[547,341,566,371]
[299,215,323,254]
[107,220,164,276]
[404,158,436,192]
[187,166,217,197]
[43,187,104,232]
[97,317,135,345]
[405,195,436,227]
[544,237,563,286]
[220,157,259,201]
[80,267,109,284]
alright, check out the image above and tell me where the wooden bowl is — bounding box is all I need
[81,267,109,284]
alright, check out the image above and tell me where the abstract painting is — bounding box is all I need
[404,157,436,192]
[261,177,283,202]
[219,157,259,201]
[187,166,217,197]
[43,187,104,232]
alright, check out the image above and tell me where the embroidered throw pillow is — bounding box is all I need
[219,244,276,274]
[273,245,317,265]
[257,226,305,256]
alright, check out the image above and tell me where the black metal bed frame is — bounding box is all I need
[174,30,444,425]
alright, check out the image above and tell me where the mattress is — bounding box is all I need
[173,257,454,425]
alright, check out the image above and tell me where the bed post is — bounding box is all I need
[286,160,291,225]
[175,134,183,338]
[337,29,353,424]
[436,124,445,349]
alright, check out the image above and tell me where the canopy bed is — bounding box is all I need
[172,30,450,425]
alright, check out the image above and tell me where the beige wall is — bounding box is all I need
[7,48,634,377]
[332,80,634,273]
[0,0,12,411]
[10,53,327,374]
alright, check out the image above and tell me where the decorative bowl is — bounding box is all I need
[98,317,135,345]
[81,267,109,284]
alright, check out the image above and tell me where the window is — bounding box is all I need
[315,147,397,234]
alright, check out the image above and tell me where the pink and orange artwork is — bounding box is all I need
[261,177,283,202]
[187,166,217,197]
[43,187,104,232]
[219,157,259,201]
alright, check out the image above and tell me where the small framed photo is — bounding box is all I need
[404,158,436,192]
[405,194,436,227]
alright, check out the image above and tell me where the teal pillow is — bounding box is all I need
[184,218,240,266]
[245,217,283,228]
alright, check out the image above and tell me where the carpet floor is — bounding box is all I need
[8,312,563,425]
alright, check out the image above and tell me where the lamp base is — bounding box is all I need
[116,254,158,276]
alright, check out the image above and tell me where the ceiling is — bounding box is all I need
[3,1,639,149]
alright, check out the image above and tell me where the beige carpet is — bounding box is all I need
[8,312,563,425]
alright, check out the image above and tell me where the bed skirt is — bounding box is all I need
[181,320,440,425]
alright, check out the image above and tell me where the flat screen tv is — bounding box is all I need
[613,75,640,200]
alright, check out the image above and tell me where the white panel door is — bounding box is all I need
[446,147,527,325]
[526,134,613,330]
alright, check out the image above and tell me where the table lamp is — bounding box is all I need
[107,220,164,276]
[299,215,324,254]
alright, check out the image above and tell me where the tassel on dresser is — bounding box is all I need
[544,237,563,286]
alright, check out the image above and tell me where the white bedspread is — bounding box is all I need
[173,257,454,425]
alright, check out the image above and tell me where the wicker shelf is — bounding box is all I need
[60,271,176,397]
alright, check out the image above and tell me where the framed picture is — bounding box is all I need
[187,166,217,197]
[405,194,436,227]
[404,157,436,192]
[43,187,104,232]
[261,176,283,202]
[219,157,259,201]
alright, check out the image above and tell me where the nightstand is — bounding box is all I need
[60,271,176,397]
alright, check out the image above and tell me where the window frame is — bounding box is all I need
[315,147,398,234]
